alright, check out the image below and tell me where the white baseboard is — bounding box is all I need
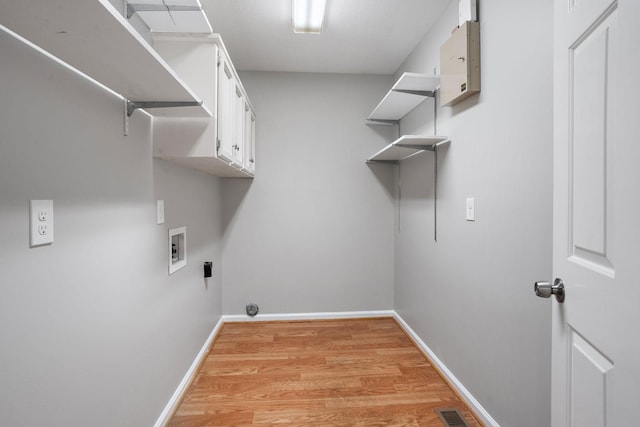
[155,310,498,427]
[153,316,225,427]
[392,313,500,427]
[221,309,395,323]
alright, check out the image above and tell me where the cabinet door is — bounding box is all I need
[217,55,235,163]
[232,84,245,165]
[243,103,256,174]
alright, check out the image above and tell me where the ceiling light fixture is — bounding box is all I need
[292,0,326,34]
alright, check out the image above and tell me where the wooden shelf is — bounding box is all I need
[367,135,449,163]
[0,0,210,118]
[367,73,440,123]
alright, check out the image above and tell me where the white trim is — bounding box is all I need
[221,310,395,323]
[392,312,500,427]
[153,316,225,427]
[155,310,498,427]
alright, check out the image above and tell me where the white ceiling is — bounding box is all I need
[201,0,451,74]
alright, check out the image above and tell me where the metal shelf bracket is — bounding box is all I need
[126,100,203,117]
[392,89,436,98]
[366,159,400,165]
[123,99,203,136]
[366,119,400,126]
[395,143,436,152]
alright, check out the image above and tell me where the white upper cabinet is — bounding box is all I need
[152,34,256,178]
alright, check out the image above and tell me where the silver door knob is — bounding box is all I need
[534,278,565,303]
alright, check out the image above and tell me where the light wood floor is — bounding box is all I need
[168,318,483,426]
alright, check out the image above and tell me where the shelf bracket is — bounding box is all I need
[123,99,203,136]
[126,3,202,19]
[366,159,400,165]
[126,100,203,117]
[366,119,399,126]
[395,143,436,152]
[392,89,436,98]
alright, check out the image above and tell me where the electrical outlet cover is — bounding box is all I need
[30,200,54,247]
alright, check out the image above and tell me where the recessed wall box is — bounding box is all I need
[168,226,187,275]
[440,20,481,106]
[203,261,212,278]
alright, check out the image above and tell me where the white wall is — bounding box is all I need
[221,72,396,315]
[393,1,553,426]
[0,29,223,426]
[0,1,555,423]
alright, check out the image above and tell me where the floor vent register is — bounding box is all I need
[435,408,470,427]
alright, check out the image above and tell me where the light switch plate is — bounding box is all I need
[30,200,54,247]
[466,197,475,221]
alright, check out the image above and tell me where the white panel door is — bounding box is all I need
[552,0,640,425]
[232,84,245,166]
[243,103,256,174]
[216,54,234,163]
